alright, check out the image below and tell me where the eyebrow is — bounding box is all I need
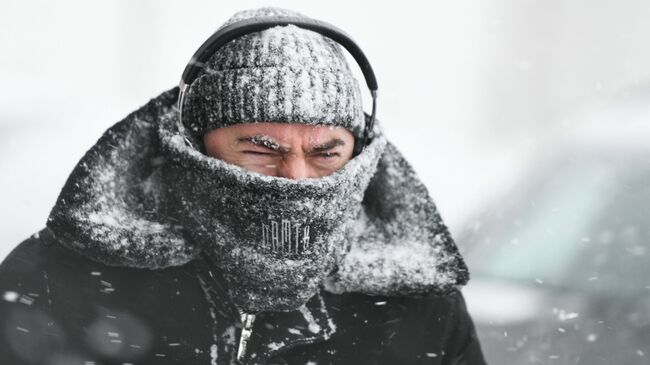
[309,138,346,153]
[237,135,346,154]
[237,135,289,153]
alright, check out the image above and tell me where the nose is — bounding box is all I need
[277,155,310,179]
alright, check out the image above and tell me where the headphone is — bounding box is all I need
[177,16,378,156]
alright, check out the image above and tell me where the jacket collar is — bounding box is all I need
[46,86,469,299]
[192,256,336,364]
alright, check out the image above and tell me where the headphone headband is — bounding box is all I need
[177,16,378,154]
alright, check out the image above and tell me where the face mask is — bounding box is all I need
[158,116,387,313]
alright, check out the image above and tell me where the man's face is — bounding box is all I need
[203,123,355,179]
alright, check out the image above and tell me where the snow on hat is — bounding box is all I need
[182,7,365,138]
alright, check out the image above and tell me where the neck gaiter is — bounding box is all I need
[158,116,387,313]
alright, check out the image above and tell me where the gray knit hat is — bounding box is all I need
[182,7,365,139]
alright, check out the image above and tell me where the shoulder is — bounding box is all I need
[0,229,216,364]
[423,289,486,365]
[1,229,52,266]
[322,289,486,364]
[387,290,487,364]
[0,229,208,308]
[324,288,468,327]
[0,228,78,293]
[1,228,80,276]
[1,228,197,285]
[0,228,185,289]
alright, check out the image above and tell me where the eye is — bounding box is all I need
[315,152,340,159]
[243,151,275,156]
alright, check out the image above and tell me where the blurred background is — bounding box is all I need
[1,1,649,363]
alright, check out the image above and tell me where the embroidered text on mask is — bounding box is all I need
[261,219,310,253]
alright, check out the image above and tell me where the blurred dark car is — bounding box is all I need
[459,111,650,365]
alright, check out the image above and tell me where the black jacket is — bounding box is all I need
[0,229,486,364]
[1,87,486,364]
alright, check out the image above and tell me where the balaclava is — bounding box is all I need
[162,7,384,314]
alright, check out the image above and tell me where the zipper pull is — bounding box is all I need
[237,310,256,363]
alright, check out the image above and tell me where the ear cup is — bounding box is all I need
[352,112,374,157]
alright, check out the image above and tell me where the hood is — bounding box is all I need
[46,87,469,297]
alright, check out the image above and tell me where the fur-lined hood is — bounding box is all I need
[46,87,469,297]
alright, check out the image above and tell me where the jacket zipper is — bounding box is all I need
[237,310,256,363]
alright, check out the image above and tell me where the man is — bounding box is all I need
[0,7,486,365]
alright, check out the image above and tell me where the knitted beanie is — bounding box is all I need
[182,7,365,139]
